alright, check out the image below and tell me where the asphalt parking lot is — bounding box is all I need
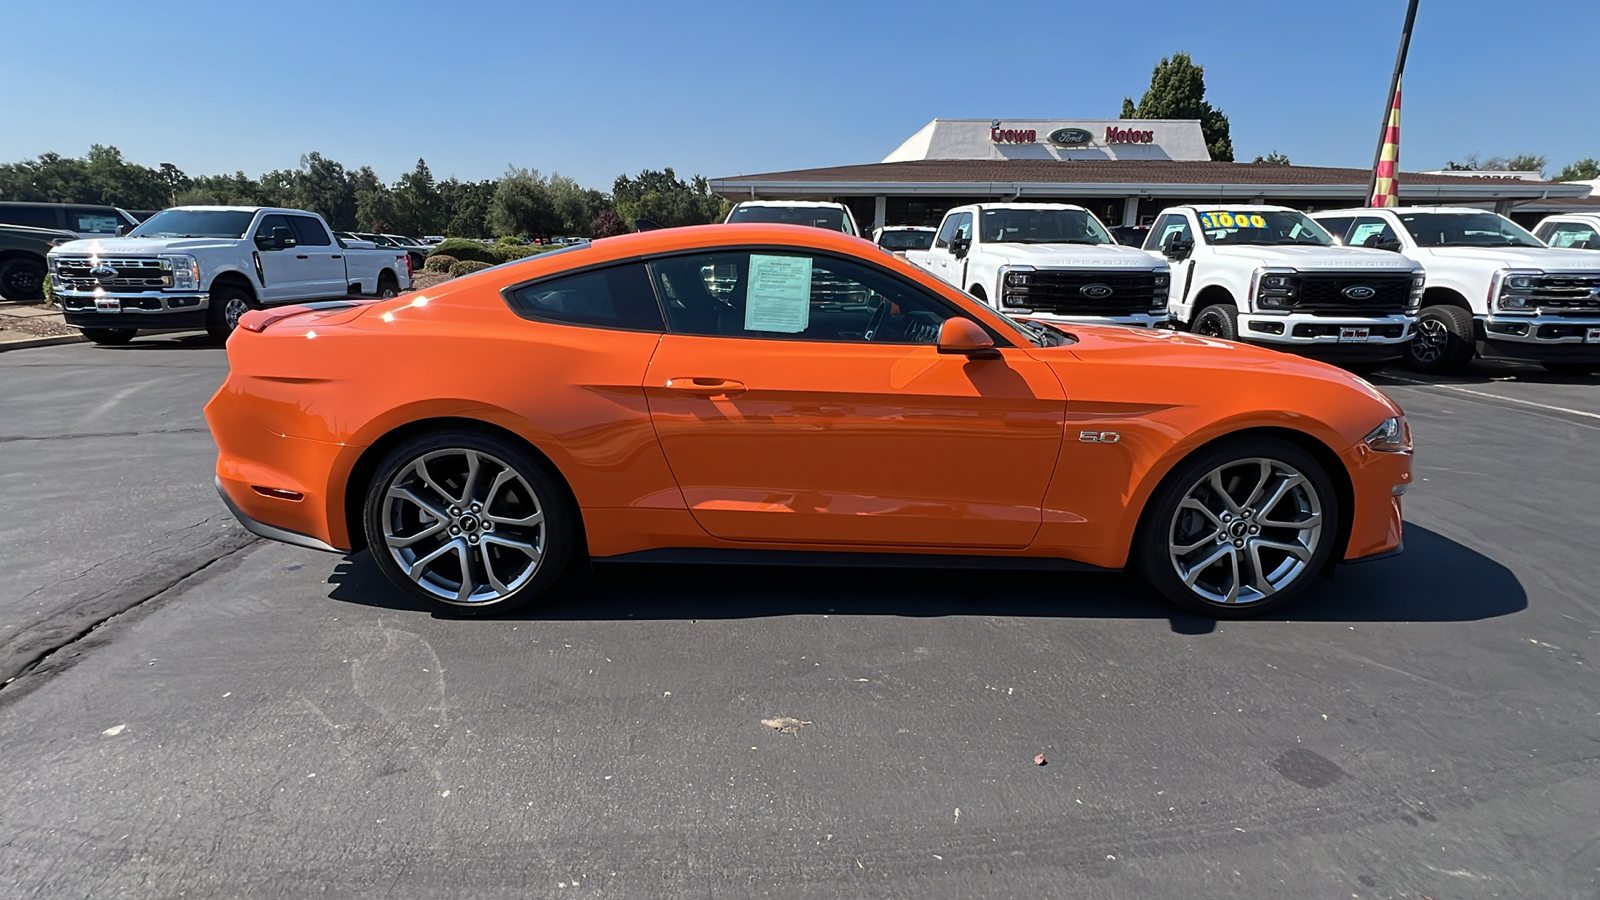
[1,337,1597,898]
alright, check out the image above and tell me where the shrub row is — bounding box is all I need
[425,238,499,265]
[447,260,494,277]
[422,254,457,273]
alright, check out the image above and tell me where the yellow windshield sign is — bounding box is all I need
[1198,211,1268,229]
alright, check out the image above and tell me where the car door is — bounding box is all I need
[1346,215,1402,251]
[1146,213,1196,314]
[642,248,1066,549]
[251,214,312,303]
[286,215,349,298]
[916,212,964,286]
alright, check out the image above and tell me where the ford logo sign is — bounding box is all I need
[1050,127,1093,146]
[1079,283,1114,299]
[1342,285,1376,300]
[88,263,118,278]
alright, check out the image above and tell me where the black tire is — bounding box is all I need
[363,430,576,617]
[0,256,47,302]
[1191,303,1239,340]
[207,283,256,342]
[376,271,400,298]
[1137,437,1340,618]
[1542,362,1599,376]
[82,328,137,345]
[1406,305,1474,374]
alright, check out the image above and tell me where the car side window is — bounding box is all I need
[71,211,121,234]
[254,214,293,244]
[0,205,60,229]
[288,215,332,247]
[1347,216,1399,249]
[952,213,973,242]
[649,250,961,345]
[504,263,665,331]
[1545,222,1599,249]
[1315,216,1354,244]
[933,214,961,250]
[1144,213,1191,252]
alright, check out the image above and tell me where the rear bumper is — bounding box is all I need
[214,476,340,553]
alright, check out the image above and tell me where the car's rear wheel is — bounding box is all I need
[377,271,400,298]
[363,431,574,616]
[82,327,137,345]
[1138,438,1339,618]
[1406,305,1474,374]
[1191,304,1239,340]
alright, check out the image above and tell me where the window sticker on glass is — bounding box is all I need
[744,254,812,334]
[76,215,119,233]
[1198,212,1268,229]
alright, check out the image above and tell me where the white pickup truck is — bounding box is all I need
[48,206,412,344]
[1148,204,1423,368]
[724,200,862,236]
[1312,207,1600,375]
[1531,213,1600,251]
[904,203,1170,328]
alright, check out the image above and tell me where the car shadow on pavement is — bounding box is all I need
[325,524,1523,634]
[1365,359,1600,387]
[93,333,220,350]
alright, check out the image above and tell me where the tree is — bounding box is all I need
[1445,153,1547,176]
[390,158,441,235]
[590,209,629,239]
[488,167,560,238]
[1555,158,1600,182]
[612,168,726,228]
[1252,151,1291,166]
[547,173,610,236]
[1121,52,1233,161]
[437,178,495,237]
[351,166,396,232]
[290,152,357,230]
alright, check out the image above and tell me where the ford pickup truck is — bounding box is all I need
[904,203,1171,328]
[1150,204,1423,368]
[47,206,411,344]
[1531,213,1600,251]
[1313,207,1600,375]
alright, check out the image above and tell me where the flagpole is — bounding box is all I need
[1370,0,1421,204]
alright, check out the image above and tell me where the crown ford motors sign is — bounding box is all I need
[1105,127,1155,144]
[1049,127,1093,146]
[990,126,1038,144]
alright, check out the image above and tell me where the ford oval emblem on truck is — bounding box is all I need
[1342,285,1376,300]
[1079,284,1114,298]
[1050,127,1093,146]
[89,263,118,278]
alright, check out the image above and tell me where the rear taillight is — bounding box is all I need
[404,254,413,277]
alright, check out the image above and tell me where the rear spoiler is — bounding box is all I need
[238,299,372,333]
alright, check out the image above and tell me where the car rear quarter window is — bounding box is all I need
[504,263,665,331]
[0,205,61,230]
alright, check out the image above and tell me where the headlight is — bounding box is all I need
[1407,274,1424,312]
[1003,265,1036,287]
[161,254,199,291]
[1254,268,1296,313]
[1262,275,1292,290]
[1364,416,1411,453]
[1506,275,1533,290]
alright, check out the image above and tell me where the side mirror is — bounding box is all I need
[936,317,1001,359]
[1373,237,1403,253]
[257,226,296,251]
[116,225,128,236]
[1162,233,1193,260]
[950,235,970,259]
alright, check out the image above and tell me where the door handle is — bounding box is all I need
[296,254,309,259]
[330,254,342,259]
[666,377,747,396]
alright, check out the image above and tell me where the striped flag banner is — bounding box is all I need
[1369,78,1402,208]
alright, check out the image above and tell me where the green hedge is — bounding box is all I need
[426,238,499,265]
[448,259,494,277]
[423,254,457,273]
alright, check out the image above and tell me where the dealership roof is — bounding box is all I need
[710,159,1589,202]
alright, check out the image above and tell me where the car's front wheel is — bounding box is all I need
[363,431,574,616]
[1138,438,1339,617]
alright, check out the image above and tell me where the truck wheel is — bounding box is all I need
[82,328,137,345]
[207,284,255,342]
[362,429,576,617]
[1191,304,1239,340]
[1137,437,1339,618]
[0,257,47,301]
[1542,362,1599,376]
[1406,305,1473,374]
[377,271,400,298]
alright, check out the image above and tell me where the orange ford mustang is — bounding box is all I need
[205,224,1412,618]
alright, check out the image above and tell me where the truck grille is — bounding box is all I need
[1289,274,1412,315]
[53,257,170,293]
[1522,274,1600,314]
[1001,270,1163,316]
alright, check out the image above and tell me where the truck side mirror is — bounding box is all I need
[1162,233,1193,260]
[950,235,970,259]
[257,226,296,251]
[1373,237,1403,253]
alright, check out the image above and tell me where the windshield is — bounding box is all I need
[726,205,851,234]
[129,209,255,239]
[979,208,1112,245]
[1195,210,1332,246]
[878,230,934,251]
[1398,212,1543,248]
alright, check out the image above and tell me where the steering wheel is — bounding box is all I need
[863,297,889,341]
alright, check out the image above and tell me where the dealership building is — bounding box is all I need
[710,118,1593,232]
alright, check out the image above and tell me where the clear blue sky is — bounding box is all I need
[3,0,1595,189]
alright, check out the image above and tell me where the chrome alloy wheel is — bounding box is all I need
[224,295,252,330]
[1411,316,1448,364]
[381,448,546,605]
[1167,457,1323,606]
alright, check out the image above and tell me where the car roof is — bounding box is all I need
[732,200,848,209]
[1182,204,1298,213]
[959,202,1089,212]
[1311,206,1497,216]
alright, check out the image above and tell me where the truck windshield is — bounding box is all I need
[130,209,255,239]
[1397,212,1543,248]
[878,230,935,251]
[980,209,1111,245]
[726,205,850,233]
[1196,210,1332,246]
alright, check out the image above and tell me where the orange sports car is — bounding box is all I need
[205,224,1411,618]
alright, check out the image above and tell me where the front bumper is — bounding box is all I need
[1019,312,1168,329]
[1238,313,1412,362]
[1476,314,1600,363]
[1340,441,1411,562]
[57,286,210,330]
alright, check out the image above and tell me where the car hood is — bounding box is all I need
[47,236,242,256]
[1416,246,1600,271]
[1208,244,1418,271]
[990,243,1166,268]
